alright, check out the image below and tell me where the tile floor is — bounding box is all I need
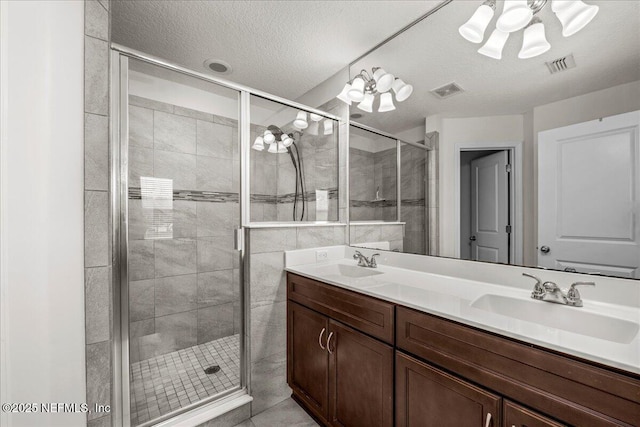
[130,334,240,425]
[233,398,319,427]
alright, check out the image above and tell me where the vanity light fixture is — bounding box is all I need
[336,67,413,113]
[252,125,295,154]
[323,119,333,135]
[460,0,599,60]
[293,111,309,129]
[307,113,322,135]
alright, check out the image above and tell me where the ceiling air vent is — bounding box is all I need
[546,54,577,74]
[431,82,464,99]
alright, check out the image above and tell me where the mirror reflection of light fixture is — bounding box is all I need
[478,28,510,59]
[554,0,599,37]
[323,119,333,135]
[293,111,308,129]
[357,93,375,113]
[459,0,496,43]
[252,125,298,154]
[518,17,551,58]
[336,83,352,105]
[461,0,599,59]
[392,79,413,102]
[252,135,265,151]
[263,130,275,144]
[496,0,533,33]
[336,67,413,113]
[348,77,366,102]
[372,68,395,92]
[378,93,396,112]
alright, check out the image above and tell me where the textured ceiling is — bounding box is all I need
[112,0,444,100]
[350,0,640,134]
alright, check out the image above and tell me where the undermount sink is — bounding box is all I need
[471,294,639,344]
[314,264,384,279]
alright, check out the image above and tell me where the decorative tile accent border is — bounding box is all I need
[350,199,397,208]
[277,188,338,204]
[128,187,339,205]
[402,198,426,207]
[350,197,424,209]
[129,187,239,203]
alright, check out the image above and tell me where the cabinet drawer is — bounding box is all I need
[503,401,565,427]
[396,351,501,427]
[396,306,640,427]
[287,273,394,344]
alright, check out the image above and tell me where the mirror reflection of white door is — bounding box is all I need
[471,151,509,263]
[538,111,640,278]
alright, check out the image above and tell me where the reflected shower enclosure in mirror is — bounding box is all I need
[249,95,339,223]
[344,0,640,279]
[349,124,428,254]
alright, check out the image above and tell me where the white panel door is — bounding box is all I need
[471,151,509,263]
[538,110,640,278]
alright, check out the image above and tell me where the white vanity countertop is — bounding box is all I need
[284,246,640,375]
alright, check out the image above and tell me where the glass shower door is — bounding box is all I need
[124,58,242,426]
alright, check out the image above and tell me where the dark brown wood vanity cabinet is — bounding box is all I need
[503,401,566,427]
[288,273,640,427]
[396,306,640,427]
[396,351,501,427]
[287,273,394,427]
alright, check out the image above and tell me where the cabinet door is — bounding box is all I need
[503,401,566,427]
[396,351,501,427]
[328,320,394,427]
[287,301,329,420]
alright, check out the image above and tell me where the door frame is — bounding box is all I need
[454,141,523,265]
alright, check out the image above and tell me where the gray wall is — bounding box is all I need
[84,1,113,426]
[127,95,240,361]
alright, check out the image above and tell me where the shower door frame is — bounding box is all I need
[110,45,343,427]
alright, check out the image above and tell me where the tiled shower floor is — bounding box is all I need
[130,334,240,426]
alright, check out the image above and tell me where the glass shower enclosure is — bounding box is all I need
[111,46,343,427]
[112,49,247,426]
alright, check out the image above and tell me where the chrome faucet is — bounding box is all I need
[353,250,380,268]
[522,273,595,307]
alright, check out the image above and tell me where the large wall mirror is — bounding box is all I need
[346,0,640,279]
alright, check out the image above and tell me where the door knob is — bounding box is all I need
[469,236,477,241]
[540,245,550,254]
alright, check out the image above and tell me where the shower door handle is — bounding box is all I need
[234,228,244,251]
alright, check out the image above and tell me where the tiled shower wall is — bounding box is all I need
[250,123,339,223]
[83,1,112,426]
[274,129,338,222]
[349,143,427,254]
[350,147,397,222]
[127,95,241,362]
[400,143,427,255]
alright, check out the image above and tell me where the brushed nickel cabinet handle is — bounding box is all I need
[327,332,334,354]
[485,412,492,427]
[318,328,326,350]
